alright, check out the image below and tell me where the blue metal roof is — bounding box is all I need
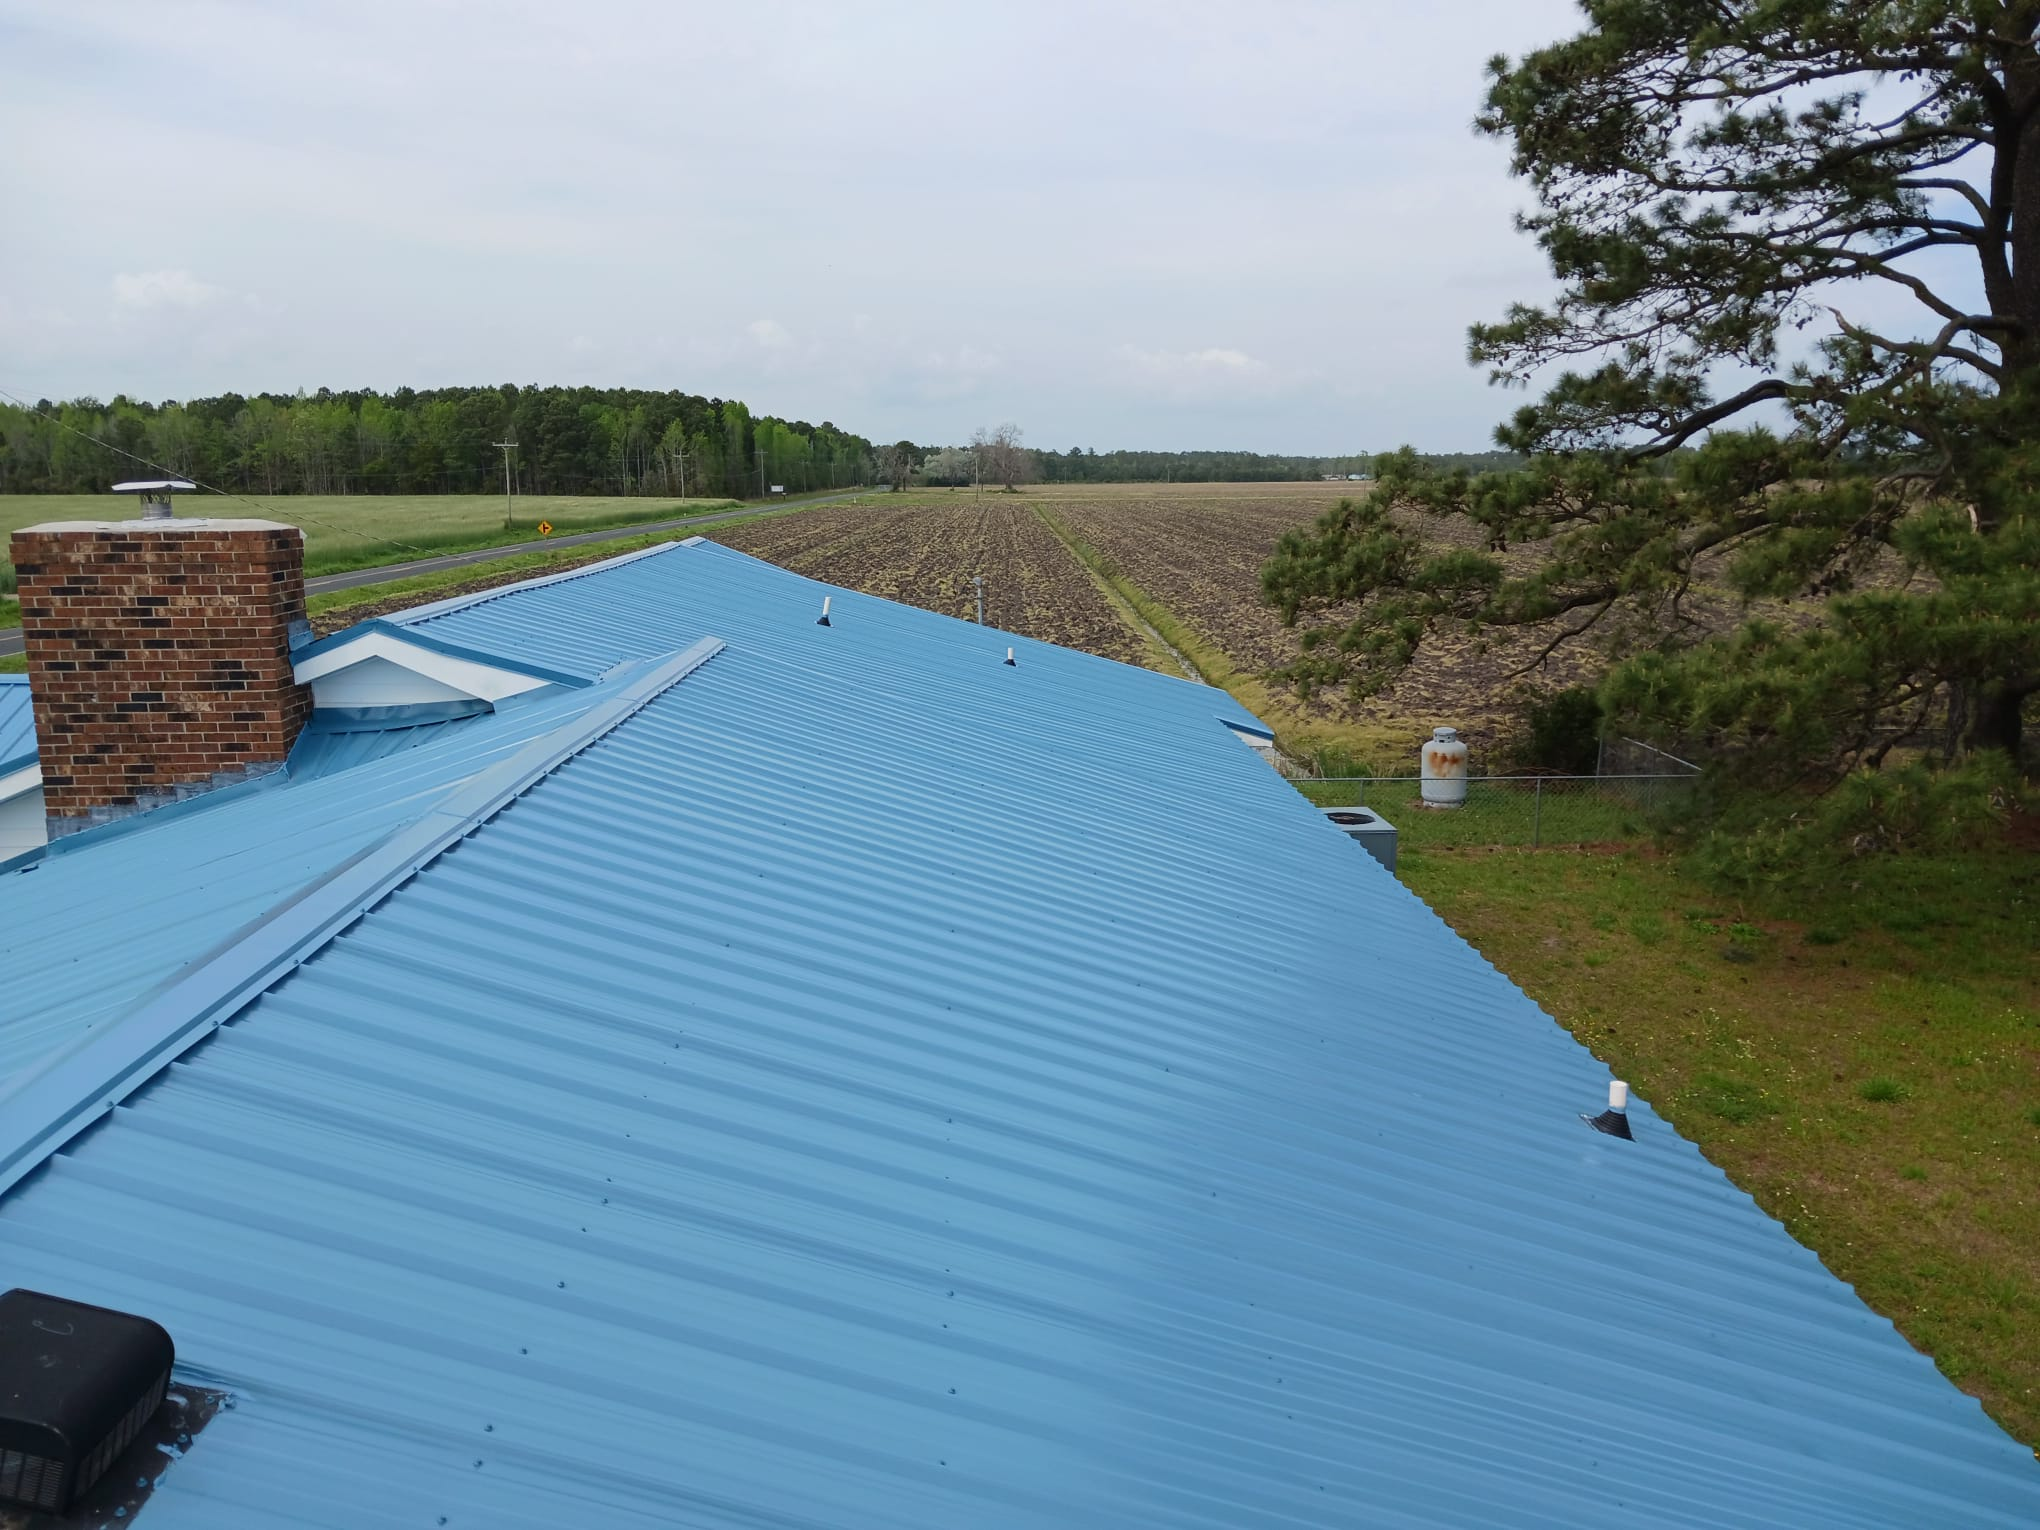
[392,540,1266,732]
[0,664,677,1083]
[0,674,34,775]
[0,547,2033,1526]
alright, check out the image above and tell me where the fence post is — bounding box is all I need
[1532,778,1544,848]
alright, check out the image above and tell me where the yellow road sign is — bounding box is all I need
[537,521,553,536]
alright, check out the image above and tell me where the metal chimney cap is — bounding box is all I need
[110,480,196,494]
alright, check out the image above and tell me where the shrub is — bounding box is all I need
[1688,754,2023,892]
[1514,686,1604,774]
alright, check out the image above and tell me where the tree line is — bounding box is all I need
[894,438,1523,489]
[0,386,879,499]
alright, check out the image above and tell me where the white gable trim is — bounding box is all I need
[0,763,40,805]
[0,767,46,857]
[295,630,555,711]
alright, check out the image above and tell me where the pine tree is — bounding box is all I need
[1263,1,2039,788]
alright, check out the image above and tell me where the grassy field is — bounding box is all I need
[1402,842,2040,1450]
[1298,774,1683,847]
[0,492,746,590]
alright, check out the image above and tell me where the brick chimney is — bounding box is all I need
[11,518,311,836]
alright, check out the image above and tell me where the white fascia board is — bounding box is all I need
[0,763,42,804]
[295,630,554,706]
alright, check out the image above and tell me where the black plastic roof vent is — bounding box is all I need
[0,1289,173,1514]
[1582,1079,1635,1140]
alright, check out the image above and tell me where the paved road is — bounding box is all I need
[0,491,869,658]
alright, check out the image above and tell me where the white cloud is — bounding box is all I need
[747,319,793,349]
[1116,344,1285,400]
[110,270,222,310]
[1127,346,1270,378]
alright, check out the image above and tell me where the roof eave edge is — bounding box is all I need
[387,540,681,626]
[0,635,726,1199]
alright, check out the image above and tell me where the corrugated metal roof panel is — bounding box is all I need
[0,674,35,774]
[393,539,1266,735]
[0,644,724,1197]
[0,670,667,1084]
[0,553,2034,1526]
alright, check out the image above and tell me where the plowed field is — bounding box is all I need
[711,500,1149,667]
[712,484,1687,761]
[1040,486,1621,748]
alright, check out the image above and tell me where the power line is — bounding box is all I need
[0,386,436,559]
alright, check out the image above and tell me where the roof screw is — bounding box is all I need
[1003,647,1016,667]
[1583,1079,1634,1139]
[817,595,832,627]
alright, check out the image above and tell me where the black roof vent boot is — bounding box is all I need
[1583,1079,1635,1140]
[0,1289,173,1513]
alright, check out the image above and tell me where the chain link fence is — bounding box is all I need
[1292,769,1700,849]
[1597,735,1702,778]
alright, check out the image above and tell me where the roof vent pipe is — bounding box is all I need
[1003,647,1016,667]
[817,596,831,627]
[112,478,195,522]
[1583,1079,1634,1139]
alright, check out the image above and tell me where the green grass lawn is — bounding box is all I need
[0,493,743,586]
[1402,841,2040,1451]
[1297,775,1683,847]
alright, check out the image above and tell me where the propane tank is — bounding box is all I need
[1419,726,1469,807]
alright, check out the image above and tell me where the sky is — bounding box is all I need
[0,0,1589,453]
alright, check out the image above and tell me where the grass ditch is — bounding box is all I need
[1402,842,2040,1449]
[1029,515,1194,678]
[1031,501,1409,760]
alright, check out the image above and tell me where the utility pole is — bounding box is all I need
[757,445,767,499]
[494,440,518,529]
[973,574,985,625]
